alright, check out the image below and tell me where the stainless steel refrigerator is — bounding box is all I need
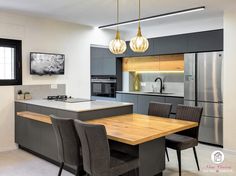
[184,52,223,146]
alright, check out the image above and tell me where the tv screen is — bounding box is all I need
[30,52,65,75]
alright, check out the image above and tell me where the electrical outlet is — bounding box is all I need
[141,82,146,87]
[51,84,58,89]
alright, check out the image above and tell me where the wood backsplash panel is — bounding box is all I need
[123,56,160,72]
[122,54,184,72]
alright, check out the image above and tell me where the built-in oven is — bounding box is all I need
[91,76,117,98]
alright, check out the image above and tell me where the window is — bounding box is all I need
[0,38,22,85]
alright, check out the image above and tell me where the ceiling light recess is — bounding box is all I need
[99,6,205,29]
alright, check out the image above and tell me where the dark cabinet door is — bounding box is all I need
[118,94,138,113]
[165,97,184,114]
[26,119,41,152]
[187,30,223,52]
[123,39,154,57]
[153,35,188,55]
[137,95,165,114]
[15,102,27,144]
[41,123,58,161]
[103,57,116,75]
[91,47,117,75]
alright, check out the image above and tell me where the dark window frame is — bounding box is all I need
[0,38,22,86]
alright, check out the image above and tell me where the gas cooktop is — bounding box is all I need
[46,95,92,103]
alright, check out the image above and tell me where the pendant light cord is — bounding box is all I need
[117,0,119,31]
[138,0,141,28]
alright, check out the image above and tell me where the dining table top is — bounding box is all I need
[87,113,198,145]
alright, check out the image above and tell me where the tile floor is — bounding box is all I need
[0,144,235,176]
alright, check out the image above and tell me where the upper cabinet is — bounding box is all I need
[90,47,117,75]
[153,34,188,55]
[186,30,223,52]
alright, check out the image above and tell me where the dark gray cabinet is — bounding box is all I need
[116,93,184,115]
[187,30,223,52]
[116,93,138,113]
[137,95,165,114]
[40,123,58,161]
[91,47,117,75]
[153,35,188,55]
[165,97,184,114]
[124,39,154,57]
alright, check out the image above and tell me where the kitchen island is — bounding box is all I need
[15,99,133,171]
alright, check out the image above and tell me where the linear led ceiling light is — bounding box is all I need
[99,6,205,29]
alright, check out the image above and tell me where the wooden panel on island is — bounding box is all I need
[122,54,184,72]
[17,111,52,124]
[87,113,198,145]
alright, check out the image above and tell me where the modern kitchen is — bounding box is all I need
[0,1,236,176]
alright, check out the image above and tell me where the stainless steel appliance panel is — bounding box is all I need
[199,116,223,146]
[197,102,223,118]
[197,52,223,103]
[184,53,196,101]
[184,100,195,106]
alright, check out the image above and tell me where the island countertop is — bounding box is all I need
[15,99,133,112]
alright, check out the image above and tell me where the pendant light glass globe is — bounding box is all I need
[109,31,127,54]
[109,0,127,55]
[130,0,149,53]
[130,25,149,52]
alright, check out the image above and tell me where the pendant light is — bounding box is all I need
[109,0,127,54]
[129,0,149,53]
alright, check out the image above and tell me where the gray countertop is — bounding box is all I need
[15,99,133,112]
[116,91,184,98]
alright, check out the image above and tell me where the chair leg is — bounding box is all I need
[58,162,64,176]
[193,147,200,171]
[75,166,79,176]
[165,148,170,162]
[176,150,181,176]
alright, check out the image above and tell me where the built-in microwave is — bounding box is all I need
[91,76,117,98]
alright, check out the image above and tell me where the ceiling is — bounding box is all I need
[0,0,235,31]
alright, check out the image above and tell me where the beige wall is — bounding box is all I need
[0,11,115,152]
[223,10,236,151]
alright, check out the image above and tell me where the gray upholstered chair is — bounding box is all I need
[50,115,83,176]
[74,119,139,176]
[148,101,172,161]
[166,105,203,176]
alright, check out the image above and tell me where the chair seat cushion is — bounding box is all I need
[110,150,139,176]
[166,134,198,150]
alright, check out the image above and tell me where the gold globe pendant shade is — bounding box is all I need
[109,0,127,55]
[109,31,127,54]
[130,0,149,53]
[130,25,149,52]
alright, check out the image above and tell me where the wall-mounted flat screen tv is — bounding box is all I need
[30,52,65,75]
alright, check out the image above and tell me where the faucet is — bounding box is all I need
[154,77,164,94]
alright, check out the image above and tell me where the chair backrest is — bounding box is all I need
[148,101,172,118]
[74,120,110,176]
[50,115,81,166]
[175,105,203,139]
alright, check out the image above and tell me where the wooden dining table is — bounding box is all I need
[87,113,198,176]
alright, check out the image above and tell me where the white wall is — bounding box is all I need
[0,11,115,152]
[223,10,236,151]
